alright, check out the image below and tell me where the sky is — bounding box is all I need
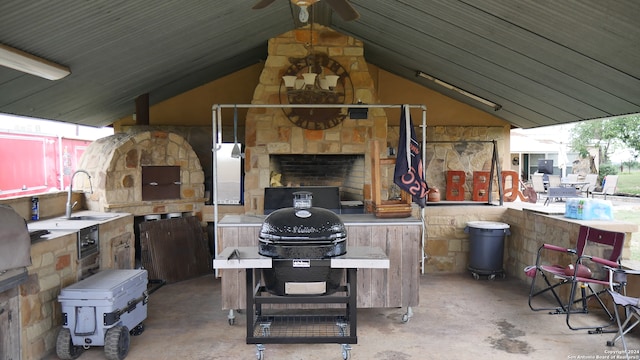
[512,123,635,164]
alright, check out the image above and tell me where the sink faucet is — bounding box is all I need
[66,170,93,219]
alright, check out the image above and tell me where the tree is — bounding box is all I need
[569,114,640,164]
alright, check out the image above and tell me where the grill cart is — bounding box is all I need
[214,192,389,359]
[56,269,148,360]
[215,246,388,360]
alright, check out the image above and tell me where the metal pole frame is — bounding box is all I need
[211,103,428,275]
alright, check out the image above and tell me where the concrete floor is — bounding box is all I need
[47,273,640,360]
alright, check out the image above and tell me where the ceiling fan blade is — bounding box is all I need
[252,0,277,10]
[324,0,360,21]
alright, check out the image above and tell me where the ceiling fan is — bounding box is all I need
[252,0,360,22]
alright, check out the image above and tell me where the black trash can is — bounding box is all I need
[465,221,510,280]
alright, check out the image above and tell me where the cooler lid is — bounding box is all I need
[59,270,147,300]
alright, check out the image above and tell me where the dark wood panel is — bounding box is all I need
[142,165,180,201]
[140,216,211,283]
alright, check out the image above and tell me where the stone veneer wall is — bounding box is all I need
[425,205,507,272]
[77,129,205,216]
[424,204,637,277]
[243,24,387,214]
[386,125,510,200]
[20,232,77,360]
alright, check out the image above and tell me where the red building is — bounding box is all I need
[0,132,94,198]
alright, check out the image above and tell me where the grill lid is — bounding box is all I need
[0,204,32,272]
[259,191,346,244]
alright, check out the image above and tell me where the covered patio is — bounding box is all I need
[45,272,640,360]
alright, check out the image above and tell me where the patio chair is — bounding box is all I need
[580,174,599,195]
[545,174,563,204]
[600,265,640,360]
[527,225,626,332]
[531,173,546,202]
[548,174,561,187]
[564,174,579,183]
[591,175,618,199]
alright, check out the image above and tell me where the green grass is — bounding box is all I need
[616,209,640,261]
[610,171,640,261]
[616,170,640,195]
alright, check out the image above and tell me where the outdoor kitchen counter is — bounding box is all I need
[217,214,422,310]
[217,214,422,226]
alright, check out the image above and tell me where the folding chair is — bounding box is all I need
[603,264,640,359]
[530,173,546,202]
[527,225,626,332]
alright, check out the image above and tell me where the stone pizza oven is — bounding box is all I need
[76,129,205,216]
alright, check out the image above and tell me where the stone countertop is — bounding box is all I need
[218,213,423,227]
[214,246,389,269]
[27,211,132,240]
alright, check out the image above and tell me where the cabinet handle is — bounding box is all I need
[149,182,158,186]
[174,181,182,185]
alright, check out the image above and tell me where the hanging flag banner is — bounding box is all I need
[394,105,429,207]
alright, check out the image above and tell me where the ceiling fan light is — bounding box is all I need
[298,5,309,22]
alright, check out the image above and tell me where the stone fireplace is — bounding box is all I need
[270,154,365,201]
[242,24,388,214]
[75,129,205,216]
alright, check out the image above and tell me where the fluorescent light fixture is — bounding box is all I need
[416,71,501,111]
[0,43,70,80]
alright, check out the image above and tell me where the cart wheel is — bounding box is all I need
[130,323,145,336]
[104,325,130,360]
[228,309,236,326]
[488,274,496,281]
[472,272,480,280]
[56,328,84,360]
[401,306,413,323]
[256,344,265,360]
[342,344,352,360]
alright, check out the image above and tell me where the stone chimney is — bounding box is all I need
[243,24,388,214]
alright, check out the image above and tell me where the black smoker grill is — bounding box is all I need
[246,192,356,360]
[258,191,347,296]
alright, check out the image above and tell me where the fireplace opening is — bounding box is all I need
[269,154,364,202]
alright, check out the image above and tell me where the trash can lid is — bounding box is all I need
[466,221,510,230]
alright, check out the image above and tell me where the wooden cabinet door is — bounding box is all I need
[0,288,20,360]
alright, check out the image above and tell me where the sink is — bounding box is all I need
[28,213,122,232]
[65,215,116,221]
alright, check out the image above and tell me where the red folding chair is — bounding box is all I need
[527,225,626,332]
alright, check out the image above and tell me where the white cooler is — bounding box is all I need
[57,269,148,360]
